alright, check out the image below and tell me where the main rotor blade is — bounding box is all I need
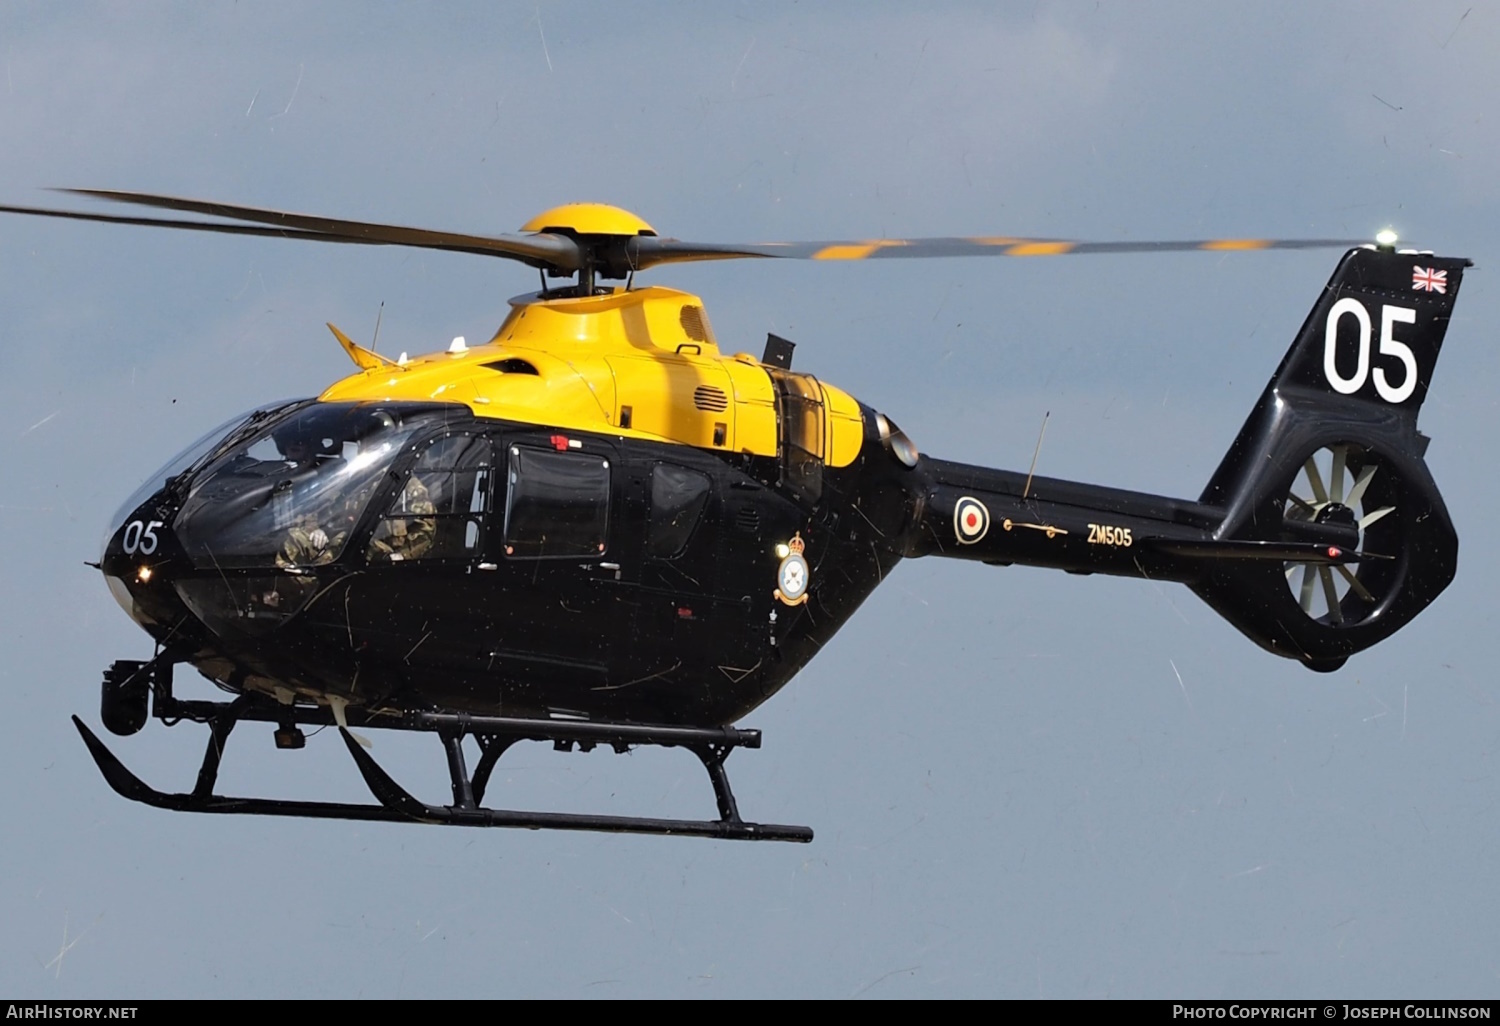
[0,203,371,245]
[8,188,1371,277]
[625,234,1368,270]
[47,189,583,270]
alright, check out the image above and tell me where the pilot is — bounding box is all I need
[272,419,334,467]
[277,435,314,467]
[268,423,332,568]
[277,517,342,568]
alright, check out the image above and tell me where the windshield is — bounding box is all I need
[173,402,458,569]
[105,399,308,559]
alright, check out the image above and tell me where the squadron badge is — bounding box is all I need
[775,533,811,606]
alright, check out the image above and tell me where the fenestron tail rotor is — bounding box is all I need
[1282,445,1397,625]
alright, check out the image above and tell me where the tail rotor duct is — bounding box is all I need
[1282,444,1398,626]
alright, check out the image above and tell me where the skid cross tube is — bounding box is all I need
[337,728,810,841]
[75,663,812,842]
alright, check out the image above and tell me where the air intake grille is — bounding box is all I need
[734,506,761,535]
[693,385,729,412]
[680,305,710,342]
[483,358,539,375]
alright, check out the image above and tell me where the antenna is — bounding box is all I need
[1022,411,1050,500]
[371,301,385,352]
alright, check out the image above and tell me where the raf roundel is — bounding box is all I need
[954,496,990,545]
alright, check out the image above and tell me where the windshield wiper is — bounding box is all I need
[164,400,309,503]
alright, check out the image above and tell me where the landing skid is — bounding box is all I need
[75,661,813,843]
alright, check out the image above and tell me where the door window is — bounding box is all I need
[368,435,492,562]
[503,447,611,558]
[647,463,711,559]
[769,369,826,504]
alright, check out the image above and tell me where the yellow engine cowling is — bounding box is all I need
[319,285,862,467]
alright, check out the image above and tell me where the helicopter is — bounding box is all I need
[0,190,1469,842]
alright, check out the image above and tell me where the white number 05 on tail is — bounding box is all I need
[1323,298,1418,403]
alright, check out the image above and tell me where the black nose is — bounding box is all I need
[102,489,176,575]
[100,484,193,632]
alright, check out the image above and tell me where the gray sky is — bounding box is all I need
[1,1,1496,998]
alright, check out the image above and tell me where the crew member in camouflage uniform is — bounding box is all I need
[366,473,437,562]
[272,429,349,568]
[277,516,345,567]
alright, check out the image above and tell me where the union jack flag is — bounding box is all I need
[1412,266,1447,294]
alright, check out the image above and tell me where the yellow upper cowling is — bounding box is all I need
[319,285,863,467]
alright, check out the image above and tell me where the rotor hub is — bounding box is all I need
[520,203,656,239]
[1314,503,1356,526]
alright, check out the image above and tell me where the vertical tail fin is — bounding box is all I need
[1193,246,1470,670]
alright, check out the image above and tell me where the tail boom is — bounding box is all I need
[899,246,1467,671]
[907,462,1363,580]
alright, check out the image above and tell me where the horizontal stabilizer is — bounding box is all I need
[1144,538,1386,564]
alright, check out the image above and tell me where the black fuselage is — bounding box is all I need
[102,401,917,726]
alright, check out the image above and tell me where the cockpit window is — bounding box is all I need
[173,402,456,569]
